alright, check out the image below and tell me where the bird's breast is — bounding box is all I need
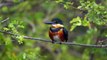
[53,35,61,42]
[49,28,64,42]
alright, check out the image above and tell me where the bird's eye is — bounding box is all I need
[55,21,57,23]
[53,21,57,23]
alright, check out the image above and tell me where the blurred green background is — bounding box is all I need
[0,0,107,60]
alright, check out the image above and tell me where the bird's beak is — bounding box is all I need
[44,22,54,24]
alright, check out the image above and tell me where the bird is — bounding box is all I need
[45,18,68,43]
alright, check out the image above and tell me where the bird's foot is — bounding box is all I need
[59,42,62,44]
[65,40,67,42]
[52,41,55,43]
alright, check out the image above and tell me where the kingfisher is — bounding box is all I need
[45,18,68,43]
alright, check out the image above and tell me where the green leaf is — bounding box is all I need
[23,53,26,59]
[55,0,63,3]
[70,17,82,31]
[70,25,76,31]
[64,4,68,9]
[82,20,90,26]
[70,17,81,24]
[2,6,8,12]
[16,35,24,44]
[3,28,9,31]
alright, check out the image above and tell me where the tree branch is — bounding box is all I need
[0,17,9,23]
[0,30,107,48]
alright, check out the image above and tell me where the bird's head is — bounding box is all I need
[45,18,64,28]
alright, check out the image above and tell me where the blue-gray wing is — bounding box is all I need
[63,28,68,42]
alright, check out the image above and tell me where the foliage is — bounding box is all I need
[0,0,107,60]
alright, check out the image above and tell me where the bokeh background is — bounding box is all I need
[0,0,107,60]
